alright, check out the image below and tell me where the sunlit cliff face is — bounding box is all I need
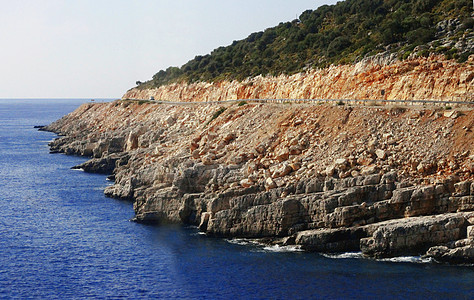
[124,55,473,103]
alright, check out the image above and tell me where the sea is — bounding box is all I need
[0,98,472,299]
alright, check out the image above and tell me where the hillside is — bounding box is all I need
[40,0,474,265]
[135,0,473,90]
[45,100,474,262]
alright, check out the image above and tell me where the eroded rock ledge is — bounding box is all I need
[44,101,474,263]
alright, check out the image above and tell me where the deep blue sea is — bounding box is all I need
[0,99,473,299]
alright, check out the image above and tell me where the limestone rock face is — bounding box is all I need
[428,245,474,263]
[124,56,474,103]
[360,213,468,258]
[423,213,474,263]
[44,97,474,262]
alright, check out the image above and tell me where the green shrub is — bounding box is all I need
[205,107,227,127]
[401,50,412,60]
[137,0,472,88]
[137,100,152,105]
[419,49,431,57]
[457,51,473,63]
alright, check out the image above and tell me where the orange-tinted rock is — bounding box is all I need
[124,56,473,103]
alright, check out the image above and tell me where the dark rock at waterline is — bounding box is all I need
[424,221,474,264]
[425,244,474,264]
[71,154,127,174]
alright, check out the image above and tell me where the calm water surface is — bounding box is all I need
[0,99,473,299]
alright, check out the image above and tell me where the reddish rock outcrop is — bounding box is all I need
[124,55,474,103]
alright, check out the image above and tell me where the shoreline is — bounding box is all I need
[43,100,474,263]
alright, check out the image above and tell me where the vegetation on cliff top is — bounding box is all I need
[137,0,473,89]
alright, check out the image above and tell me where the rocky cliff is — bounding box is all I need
[124,55,474,103]
[45,100,474,263]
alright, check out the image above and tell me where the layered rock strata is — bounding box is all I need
[124,55,474,103]
[45,101,474,263]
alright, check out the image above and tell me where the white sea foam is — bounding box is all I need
[321,252,364,259]
[226,238,260,246]
[226,238,303,252]
[225,239,442,263]
[321,252,434,263]
[377,256,434,264]
[261,244,303,253]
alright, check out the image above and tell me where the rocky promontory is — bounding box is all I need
[44,97,474,263]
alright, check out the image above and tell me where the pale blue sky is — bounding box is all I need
[0,0,337,98]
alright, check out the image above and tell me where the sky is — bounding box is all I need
[0,0,338,99]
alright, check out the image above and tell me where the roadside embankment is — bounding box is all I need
[124,55,474,103]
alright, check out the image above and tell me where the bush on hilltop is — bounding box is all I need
[138,0,473,89]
